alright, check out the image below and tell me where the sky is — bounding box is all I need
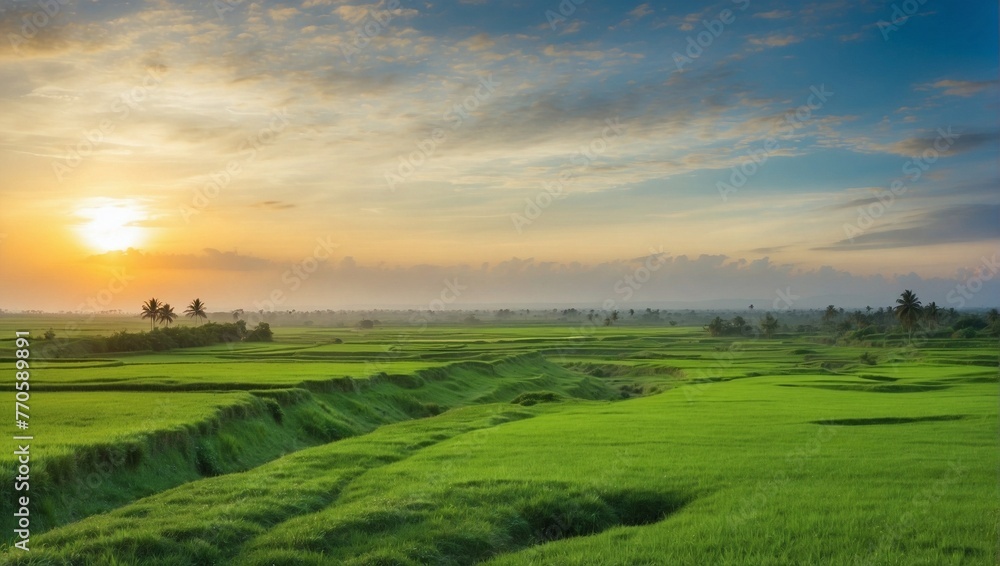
[0,0,997,312]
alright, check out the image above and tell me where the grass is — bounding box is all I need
[0,316,995,564]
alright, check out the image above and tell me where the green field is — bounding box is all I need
[0,316,997,564]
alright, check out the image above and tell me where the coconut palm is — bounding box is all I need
[894,290,922,343]
[158,303,178,327]
[823,305,838,324]
[923,301,940,330]
[759,313,779,338]
[987,308,1000,327]
[141,298,162,330]
[184,298,208,325]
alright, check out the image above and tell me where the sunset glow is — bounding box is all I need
[74,199,149,254]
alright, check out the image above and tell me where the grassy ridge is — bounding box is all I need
[1,354,615,540]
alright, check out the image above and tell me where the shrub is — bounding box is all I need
[952,327,978,339]
[953,315,987,331]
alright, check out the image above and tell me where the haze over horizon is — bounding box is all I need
[0,0,997,312]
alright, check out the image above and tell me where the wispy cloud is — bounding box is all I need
[925,79,998,97]
[753,10,793,20]
[818,205,1000,251]
[746,34,803,48]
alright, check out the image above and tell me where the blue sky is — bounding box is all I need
[0,0,997,310]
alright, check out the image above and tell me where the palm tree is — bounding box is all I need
[850,310,867,330]
[894,290,922,343]
[923,302,940,330]
[759,313,779,338]
[158,303,178,327]
[141,298,162,330]
[823,305,838,324]
[184,298,208,325]
[987,308,1000,327]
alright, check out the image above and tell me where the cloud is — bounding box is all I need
[753,10,793,20]
[818,205,1000,251]
[746,34,802,48]
[926,79,998,97]
[87,248,276,271]
[458,33,496,52]
[152,252,998,310]
[628,4,653,20]
[269,7,300,22]
[334,5,372,24]
[883,130,1000,157]
[253,200,297,210]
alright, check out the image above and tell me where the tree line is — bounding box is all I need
[705,290,999,342]
[92,297,275,353]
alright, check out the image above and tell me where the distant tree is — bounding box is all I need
[629,309,635,317]
[823,305,838,324]
[603,317,612,326]
[246,322,273,342]
[894,290,922,343]
[850,310,867,330]
[706,317,726,337]
[923,301,940,330]
[43,328,56,340]
[987,309,1000,337]
[141,298,162,330]
[358,319,375,329]
[611,310,619,324]
[158,304,178,327]
[184,298,208,325]
[987,308,1000,327]
[759,313,779,338]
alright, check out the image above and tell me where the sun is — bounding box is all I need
[75,199,149,253]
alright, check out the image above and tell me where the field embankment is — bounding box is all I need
[1,352,615,539]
